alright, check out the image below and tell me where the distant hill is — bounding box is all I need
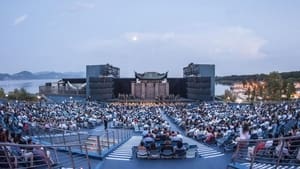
[216,71,300,85]
[0,73,10,80]
[0,71,85,80]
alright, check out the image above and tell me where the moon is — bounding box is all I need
[132,36,138,41]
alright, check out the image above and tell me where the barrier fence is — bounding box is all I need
[0,142,91,169]
[228,136,300,169]
[28,125,133,155]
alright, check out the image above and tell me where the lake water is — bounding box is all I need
[0,79,58,94]
[0,79,229,96]
[215,84,229,96]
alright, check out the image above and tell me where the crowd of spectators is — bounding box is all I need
[164,101,300,162]
[1,99,300,163]
[0,100,114,168]
[109,103,171,130]
[1,100,300,144]
[165,102,300,142]
[0,101,114,135]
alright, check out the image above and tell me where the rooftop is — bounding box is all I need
[135,72,168,80]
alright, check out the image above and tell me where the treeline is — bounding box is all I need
[216,71,300,85]
[224,72,296,101]
[0,88,37,101]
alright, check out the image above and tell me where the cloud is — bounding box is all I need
[210,27,267,59]
[71,1,95,11]
[124,32,176,42]
[77,26,268,69]
[122,27,267,59]
[14,14,28,26]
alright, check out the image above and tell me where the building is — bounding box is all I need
[86,64,119,100]
[40,63,215,101]
[39,78,86,96]
[183,63,215,101]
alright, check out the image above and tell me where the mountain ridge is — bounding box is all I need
[0,71,85,80]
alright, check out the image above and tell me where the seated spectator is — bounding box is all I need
[171,131,183,142]
[142,126,150,137]
[148,142,160,158]
[264,134,274,149]
[161,140,174,157]
[136,142,148,157]
[11,135,33,167]
[32,145,53,165]
[137,141,147,151]
[143,133,155,147]
[204,128,215,143]
[240,123,250,140]
[160,131,170,142]
[174,141,186,158]
[174,141,186,151]
[275,137,291,157]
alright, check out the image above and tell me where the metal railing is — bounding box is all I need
[229,135,300,169]
[0,142,91,169]
[29,125,88,145]
[87,129,133,154]
[28,125,133,155]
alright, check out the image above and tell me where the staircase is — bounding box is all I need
[83,134,122,153]
[84,136,101,152]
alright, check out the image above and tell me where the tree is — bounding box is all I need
[251,87,256,101]
[265,72,283,100]
[257,84,263,97]
[286,80,296,99]
[245,87,251,101]
[7,88,37,101]
[0,88,5,98]
[242,80,247,87]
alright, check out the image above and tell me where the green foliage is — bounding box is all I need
[251,87,256,101]
[7,88,37,101]
[263,72,297,100]
[246,87,251,101]
[257,84,264,99]
[0,88,5,98]
[232,71,297,101]
[265,72,283,100]
[286,79,296,99]
[216,71,300,85]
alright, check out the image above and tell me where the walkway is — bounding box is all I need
[106,136,142,161]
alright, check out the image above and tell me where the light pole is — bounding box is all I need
[37,95,41,106]
[5,94,8,103]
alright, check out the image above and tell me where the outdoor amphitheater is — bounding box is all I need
[0,98,299,169]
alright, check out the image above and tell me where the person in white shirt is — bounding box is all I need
[238,123,250,141]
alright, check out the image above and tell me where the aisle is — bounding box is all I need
[160,110,224,159]
[106,136,142,161]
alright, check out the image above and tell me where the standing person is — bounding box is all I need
[104,117,108,131]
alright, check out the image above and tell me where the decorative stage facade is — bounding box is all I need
[131,72,169,99]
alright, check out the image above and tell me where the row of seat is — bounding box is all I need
[135,146,187,159]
